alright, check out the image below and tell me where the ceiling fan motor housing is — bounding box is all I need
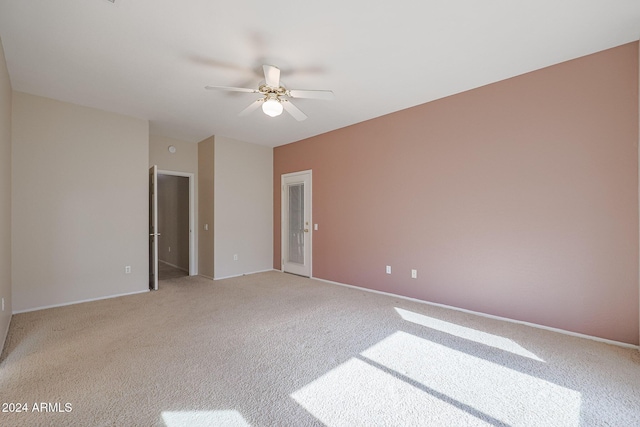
[259,84,287,97]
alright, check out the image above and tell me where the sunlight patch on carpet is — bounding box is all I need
[291,357,485,426]
[292,330,581,426]
[395,307,544,361]
[162,409,250,427]
[362,331,581,426]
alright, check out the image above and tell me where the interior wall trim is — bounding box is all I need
[214,269,279,281]
[313,276,640,350]
[12,289,149,315]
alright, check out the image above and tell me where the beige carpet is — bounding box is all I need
[158,261,189,280]
[1,271,639,426]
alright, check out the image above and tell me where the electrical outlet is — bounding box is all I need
[168,246,171,253]
[1,298,4,312]
[386,265,391,274]
[411,269,417,279]
[125,266,131,274]
[233,254,238,261]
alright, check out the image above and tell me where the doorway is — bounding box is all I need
[149,167,197,288]
[281,170,312,277]
[157,174,190,280]
[158,170,198,279]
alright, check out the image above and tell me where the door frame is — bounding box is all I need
[158,169,197,276]
[281,170,312,277]
[150,165,159,290]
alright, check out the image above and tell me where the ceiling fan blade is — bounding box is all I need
[205,85,258,93]
[238,99,264,116]
[263,65,281,88]
[282,100,307,121]
[288,89,334,100]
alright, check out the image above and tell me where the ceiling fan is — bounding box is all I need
[205,64,333,121]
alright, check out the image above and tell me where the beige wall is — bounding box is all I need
[157,174,189,270]
[198,136,214,278]
[149,134,198,174]
[274,42,640,345]
[0,38,12,348]
[12,92,149,312]
[214,136,273,279]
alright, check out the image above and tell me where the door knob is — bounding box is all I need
[304,229,309,233]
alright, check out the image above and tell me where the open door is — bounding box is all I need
[149,165,159,290]
[282,170,312,277]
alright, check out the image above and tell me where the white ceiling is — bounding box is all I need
[1,1,639,147]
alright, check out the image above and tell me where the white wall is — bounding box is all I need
[149,134,198,175]
[214,136,273,279]
[0,38,12,348]
[12,92,149,312]
[198,136,214,278]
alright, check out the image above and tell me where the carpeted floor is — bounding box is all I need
[1,271,639,426]
[158,261,189,281]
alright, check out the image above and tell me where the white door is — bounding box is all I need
[282,171,312,277]
[149,165,160,290]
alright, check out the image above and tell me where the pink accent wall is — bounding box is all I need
[274,42,639,345]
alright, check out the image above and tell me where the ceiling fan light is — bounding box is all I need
[262,98,283,117]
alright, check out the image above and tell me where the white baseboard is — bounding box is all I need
[12,289,149,315]
[214,269,278,281]
[312,276,639,350]
[159,259,189,273]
